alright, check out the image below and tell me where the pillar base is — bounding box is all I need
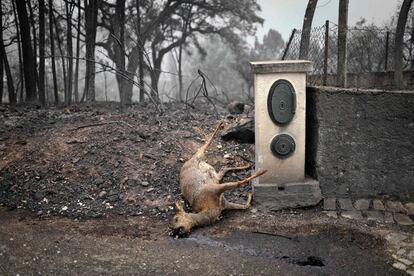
[253,178,322,211]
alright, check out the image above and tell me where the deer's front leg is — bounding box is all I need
[217,164,252,181]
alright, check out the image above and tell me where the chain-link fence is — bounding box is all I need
[282,21,414,87]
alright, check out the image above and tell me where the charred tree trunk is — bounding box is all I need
[151,58,161,101]
[11,0,24,102]
[38,0,46,106]
[49,0,59,104]
[84,0,99,102]
[136,0,145,102]
[299,0,318,59]
[178,43,183,101]
[65,0,73,105]
[394,0,413,89]
[150,42,161,100]
[337,0,349,88]
[1,46,16,105]
[115,0,127,107]
[124,55,139,101]
[0,3,15,104]
[74,0,81,103]
[54,15,67,103]
[0,4,3,104]
[27,1,39,95]
[14,0,37,103]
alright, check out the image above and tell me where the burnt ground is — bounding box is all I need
[0,102,409,275]
[0,102,254,219]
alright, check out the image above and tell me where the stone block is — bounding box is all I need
[373,199,385,211]
[364,211,384,223]
[386,201,407,213]
[384,212,394,224]
[338,198,354,211]
[398,258,413,266]
[392,262,407,271]
[385,233,408,244]
[340,211,363,220]
[354,199,370,210]
[405,203,414,215]
[394,213,414,226]
[323,198,336,211]
[323,211,338,218]
[253,179,322,211]
[408,250,414,260]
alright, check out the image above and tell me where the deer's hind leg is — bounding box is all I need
[217,164,251,181]
[195,121,223,158]
[213,170,267,194]
[224,193,253,210]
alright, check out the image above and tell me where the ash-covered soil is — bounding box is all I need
[0,102,254,221]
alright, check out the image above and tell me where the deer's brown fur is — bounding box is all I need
[171,122,266,238]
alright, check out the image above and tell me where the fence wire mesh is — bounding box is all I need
[282,21,414,86]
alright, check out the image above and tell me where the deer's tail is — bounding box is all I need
[195,121,223,157]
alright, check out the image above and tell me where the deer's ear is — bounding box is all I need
[175,201,185,213]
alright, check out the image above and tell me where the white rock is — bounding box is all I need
[397,249,406,256]
[392,262,407,271]
[385,233,408,244]
[407,269,414,276]
[405,203,414,215]
[408,250,414,260]
[61,206,68,211]
[398,258,413,266]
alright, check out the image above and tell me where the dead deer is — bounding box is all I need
[171,122,266,238]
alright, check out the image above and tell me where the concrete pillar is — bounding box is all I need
[250,60,321,210]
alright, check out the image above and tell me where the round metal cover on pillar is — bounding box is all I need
[267,79,296,125]
[270,134,296,158]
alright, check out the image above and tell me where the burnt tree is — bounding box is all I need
[299,0,318,59]
[65,0,73,105]
[74,0,81,103]
[14,0,37,102]
[38,0,46,105]
[84,0,99,102]
[0,3,3,104]
[49,0,59,104]
[394,0,413,89]
[11,0,24,102]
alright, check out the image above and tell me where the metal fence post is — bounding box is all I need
[385,31,390,71]
[282,29,297,60]
[323,20,330,85]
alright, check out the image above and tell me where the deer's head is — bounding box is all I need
[170,201,193,238]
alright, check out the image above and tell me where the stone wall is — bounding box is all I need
[308,71,414,90]
[306,87,414,200]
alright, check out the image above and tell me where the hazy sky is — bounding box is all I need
[256,0,400,41]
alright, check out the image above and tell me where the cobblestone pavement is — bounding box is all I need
[323,198,414,274]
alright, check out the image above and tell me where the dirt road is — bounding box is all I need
[0,208,404,275]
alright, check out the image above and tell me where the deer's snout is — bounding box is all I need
[170,226,189,238]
